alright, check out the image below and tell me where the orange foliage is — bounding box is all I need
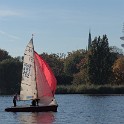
[112,56,124,84]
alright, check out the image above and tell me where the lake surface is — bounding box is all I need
[1,94,124,124]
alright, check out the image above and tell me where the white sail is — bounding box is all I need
[20,38,37,100]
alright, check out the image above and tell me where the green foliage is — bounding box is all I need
[0,58,22,94]
[0,34,123,94]
[64,49,86,76]
[72,52,89,85]
[41,53,64,76]
[0,49,11,61]
[72,69,87,85]
[88,35,117,85]
[56,74,73,85]
[56,84,124,94]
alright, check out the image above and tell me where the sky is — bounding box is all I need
[0,0,124,57]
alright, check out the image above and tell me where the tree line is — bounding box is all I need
[0,35,124,94]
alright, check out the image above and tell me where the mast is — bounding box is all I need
[32,34,39,100]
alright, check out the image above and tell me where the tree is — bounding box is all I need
[112,56,124,84]
[0,49,11,61]
[64,49,86,76]
[0,58,22,94]
[88,35,116,85]
[110,46,123,55]
[72,54,89,85]
[41,53,64,76]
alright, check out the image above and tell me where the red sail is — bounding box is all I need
[34,51,57,96]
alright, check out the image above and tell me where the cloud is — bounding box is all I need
[0,30,20,40]
[0,10,20,17]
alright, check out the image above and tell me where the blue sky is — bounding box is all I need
[0,0,124,57]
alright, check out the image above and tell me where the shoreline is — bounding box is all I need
[56,84,124,94]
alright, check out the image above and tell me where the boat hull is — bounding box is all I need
[5,105,58,112]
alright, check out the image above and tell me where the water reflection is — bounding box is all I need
[16,112,55,124]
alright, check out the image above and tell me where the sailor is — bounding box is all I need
[35,99,39,106]
[31,99,36,106]
[13,94,18,107]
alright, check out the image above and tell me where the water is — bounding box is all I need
[1,95,124,124]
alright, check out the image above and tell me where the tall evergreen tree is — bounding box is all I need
[88,35,115,84]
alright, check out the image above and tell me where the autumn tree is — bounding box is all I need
[72,52,88,85]
[112,56,124,84]
[41,53,64,76]
[64,49,85,76]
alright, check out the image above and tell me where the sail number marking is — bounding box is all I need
[22,63,31,78]
[26,46,33,53]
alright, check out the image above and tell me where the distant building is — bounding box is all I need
[120,23,124,48]
[120,36,124,48]
[88,30,92,50]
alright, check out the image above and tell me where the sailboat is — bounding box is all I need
[5,37,58,112]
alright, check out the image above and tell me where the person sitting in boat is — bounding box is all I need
[13,93,18,107]
[31,99,36,106]
[35,99,40,106]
